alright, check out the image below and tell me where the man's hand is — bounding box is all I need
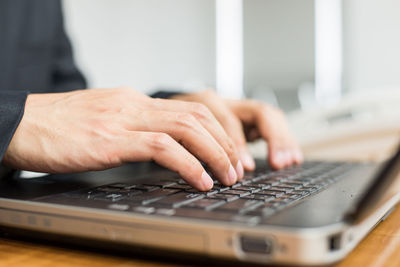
[3,87,244,191]
[172,90,303,171]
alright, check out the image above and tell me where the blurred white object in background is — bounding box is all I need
[314,0,343,106]
[250,87,400,162]
[290,87,400,161]
[216,0,243,99]
[298,81,317,110]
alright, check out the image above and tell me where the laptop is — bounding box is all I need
[0,145,399,266]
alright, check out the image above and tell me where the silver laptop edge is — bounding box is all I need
[0,148,399,266]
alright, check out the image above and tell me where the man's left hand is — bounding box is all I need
[172,90,303,171]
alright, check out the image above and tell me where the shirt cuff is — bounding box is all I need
[0,91,28,161]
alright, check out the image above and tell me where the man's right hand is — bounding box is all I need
[2,87,243,191]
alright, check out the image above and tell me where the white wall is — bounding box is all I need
[343,0,400,91]
[62,0,215,94]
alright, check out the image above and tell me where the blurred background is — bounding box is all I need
[62,0,400,161]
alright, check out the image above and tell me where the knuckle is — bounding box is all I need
[175,113,197,130]
[149,133,174,151]
[212,146,229,164]
[86,130,123,168]
[111,87,133,103]
[190,103,212,120]
[247,99,262,108]
[223,116,242,131]
[116,86,133,93]
[98,150,123,168]
[224,137,237,156]
[216,155,230,169]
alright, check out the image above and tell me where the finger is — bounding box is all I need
[126,110,238,186]
[146,98,244,179]
[221,116,255,172]
[225,99,304,169]
[226,99,301,169]
[201,97,255,172]
[255,106,303,169]
[176,91,254,173]
[117,131,214,191]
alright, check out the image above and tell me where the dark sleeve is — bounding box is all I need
[51,1,87,92]
[0,91,28,161]
[150,90,183,99]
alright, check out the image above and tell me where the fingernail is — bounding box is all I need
[274,151,285,167]
[240,152,255,170]
[235,160,244,180]
[294,149,304,163]
[284,150,291,164]
[201,171,214,190]
[228,165,237,184]
[275,151,283,162]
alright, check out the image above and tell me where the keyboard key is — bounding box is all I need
[107,183,129,189]
[207,193,239,202]
[105,193,125,201]
[257,180,280,186]
[232,186,261,193]
[165,184,192,190]
[143,178,178,188]
[248,194,275,202]
[107,203,130,211]
[89,191,127,202]
[87,190,107,199]
[126,184,160,192]
[283,180,304,185]
[153,192,205,208]
[242,173,256,181]
[285,193,302,200]
[133,206,155,214]
[127,188,180,205]
[277,184,301,190]
[268,187,293,193]
[220,189,250,197]
[257,190,284,198]
[185,188,219,196]
[212,184,230,192]
[290,190,310,196]
[155,208,176,216]
[185,198,226,210]
[96,186,123,193]
[241,183,269,189]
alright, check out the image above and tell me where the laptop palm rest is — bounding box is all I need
[262,164,379,228]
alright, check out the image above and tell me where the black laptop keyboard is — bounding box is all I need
[52,161,359,224]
